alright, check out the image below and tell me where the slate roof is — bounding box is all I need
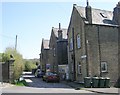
[42,39,49,49]
[75,6,116,26]
[52,28,67,39]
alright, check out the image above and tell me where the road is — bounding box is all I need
[2,72,115,95]
[25,76,71,88]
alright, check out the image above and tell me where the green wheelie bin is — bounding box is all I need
[84,77,91,88]
[99,77,105,88]
[92,77,99,88]
[104,77,110,88]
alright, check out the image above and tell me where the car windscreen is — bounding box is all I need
[46,72,57,76]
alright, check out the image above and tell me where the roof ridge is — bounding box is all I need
[53,27,67,30]
[76,5,112,12]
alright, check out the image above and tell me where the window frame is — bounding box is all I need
[69,37,73,51]
[76,34,81,49]
[78,64,82,74]
[101,61,108,72]
[53,48,56,57]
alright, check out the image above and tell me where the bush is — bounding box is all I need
[24,60,37,72]
[2,47,24,80]
[15,80,28,86]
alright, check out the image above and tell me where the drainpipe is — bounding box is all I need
[86,40,89,77]
[72,28,76,81]
[97,26,102,77]
[118,26,120,79]
[84,25,89,77]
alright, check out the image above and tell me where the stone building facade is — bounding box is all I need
[67,2,120,86]
[40,39,50,72]
[49,24,68,77]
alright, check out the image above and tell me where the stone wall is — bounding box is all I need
[2,62,9,82]
[67,5,87,81]
[85,24,119,86]
[68,5,119,86]
[57,40,68,65]
[0,63,2,82]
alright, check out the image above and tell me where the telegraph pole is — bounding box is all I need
[15,35,17,50]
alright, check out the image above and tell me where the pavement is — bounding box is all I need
[62,80,120,94]
[0,82,14,88]
[2,86,94,93]
[83,88,119,94]
[1,81,119,94]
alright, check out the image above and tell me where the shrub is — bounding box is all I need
[2,47,24,80]
[24,60,37,72]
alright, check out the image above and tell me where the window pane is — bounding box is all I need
[101,62,107,72]
[70,38,73,50]
[53,48,55,56]
[77,34,81,48]
[78,64,81,74]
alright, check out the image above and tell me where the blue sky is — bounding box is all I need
[0,0,119,59]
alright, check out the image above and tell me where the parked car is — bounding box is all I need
[43,72,60,83]
[35,69,45,78]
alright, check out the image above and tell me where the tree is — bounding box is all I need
[24,59,37,71]
[1,53,10,62]
[0,53,3,62]
[3,47,24,80]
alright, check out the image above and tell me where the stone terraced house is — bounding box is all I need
[40,39,50,72]
[67,1,120,86]
[49,24,68,78]
[40,24,68,79]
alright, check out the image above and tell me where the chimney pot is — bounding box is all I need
[85,0,92,24]
[73,4,77,6]
[59,23,61,30]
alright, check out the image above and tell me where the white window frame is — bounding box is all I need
[70,38,73,51]
[101,62,107,72]
[77,34,81,48]
[53,48,56,56]
[78,64,82,74]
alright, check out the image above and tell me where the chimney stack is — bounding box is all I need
[87,0,89,6]
[85,0,92,24]
[113,1,120,25]
[58,23,62,40]
[59,23,61,30]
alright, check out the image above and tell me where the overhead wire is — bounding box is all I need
[0,34,15,39]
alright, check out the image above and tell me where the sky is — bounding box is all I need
[0,0,120,59]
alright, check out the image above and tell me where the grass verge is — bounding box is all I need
[15,80,28,86]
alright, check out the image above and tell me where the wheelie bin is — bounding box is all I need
[104,77,110,88]
[84,77,91,88]
[99,77,105,88]
[92,77,99,88]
